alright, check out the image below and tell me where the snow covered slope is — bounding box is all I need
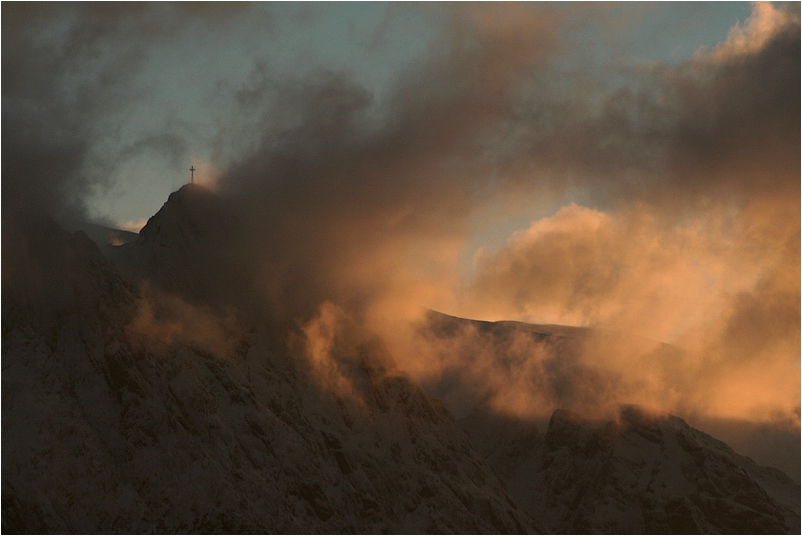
[462,406,799,534]
[426,310,801,533]
[65,222,139,249]
[109,184,239,306]
[2,214,533,533]
[4,187,798,534]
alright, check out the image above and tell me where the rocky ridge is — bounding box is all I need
[462,406,799,534]
[3,216,532,533]
[3,185,798,533]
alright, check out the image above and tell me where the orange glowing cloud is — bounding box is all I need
[97,2,798,431]
[700,2,800,63]
[434,196,799,424]
[126,285,244,356]
[189,158,222,190]
[120,217,149,233]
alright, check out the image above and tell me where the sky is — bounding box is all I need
[3,2,800,429]
[3,1,753,229]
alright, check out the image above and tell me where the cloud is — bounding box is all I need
[125,285,244,357]
[418,2,800,424]
[294,301,402,407]
[1,3,268,226]
[464,203,771,335]
[410,314,621,420]
[479,2,800,210]
[4,3,797,430]
[187,158,222,190]
[2,3,149,223]
[700,2,799,63]
[191,3,561,324]
[124,2,797,427]
[120,218,150,233]
[458,198,798,422]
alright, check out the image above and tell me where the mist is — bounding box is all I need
[3,3,799,438]
[213,3,799,429]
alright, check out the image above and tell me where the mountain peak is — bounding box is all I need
[137,184,220,244]
[169,181,214,200]
[107,184,236,303]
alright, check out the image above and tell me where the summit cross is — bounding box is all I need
[189,165,195,184]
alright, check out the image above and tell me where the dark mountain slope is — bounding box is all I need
[461,406,799,534]
[4,187,798,534]
[2,215,534,533]
[423,311,800,533]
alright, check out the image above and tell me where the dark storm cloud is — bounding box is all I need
[4,2,139,220]
[1,2,262,223]
[203,3,561,322]
[1,2,272,309]
[485,3,800,208]
[124,5,799,430]
[4,2,797,428]
[666,17,800,199]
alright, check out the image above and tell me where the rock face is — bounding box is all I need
[4,187,799,534]
[541,407,799,534]
[2,211,532,534]
[109,184,240,306]
[462,406,800,534]
[428,309,800,534]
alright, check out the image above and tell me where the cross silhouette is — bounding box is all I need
[189,165,195,184]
